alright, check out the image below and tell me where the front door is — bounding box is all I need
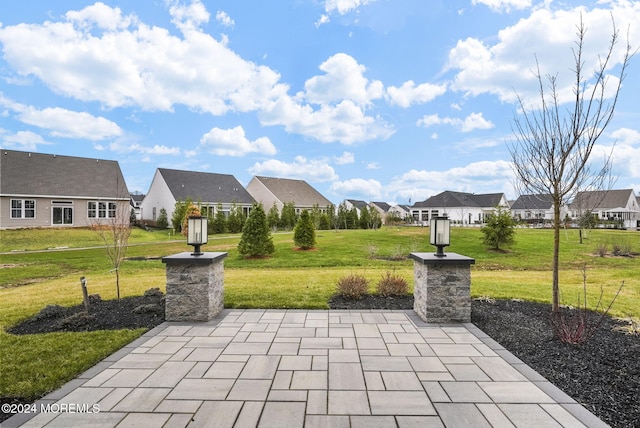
[52,206,73,225]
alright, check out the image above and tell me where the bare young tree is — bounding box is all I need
[509,16,633,312]
[91,177,132,300]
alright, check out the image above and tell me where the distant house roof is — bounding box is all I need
[0,149,128,199]
[131,194,145,203]
[346,199,369,210]
[158,168,254,204]
[253,176,332,207]
[510,194,554,210]
[371,201,391,212]
[569,189,636,210]
[412,191,504,209]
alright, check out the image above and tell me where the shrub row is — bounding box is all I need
[336,271,408,300]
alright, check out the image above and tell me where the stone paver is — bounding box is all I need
[5,310,606,428]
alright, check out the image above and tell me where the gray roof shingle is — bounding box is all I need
[159,168,254,204]
[254,176,332,207]
[569,189,636,210]
[510,194,554,210]
[412,191,504,209]
[0,149,129,199]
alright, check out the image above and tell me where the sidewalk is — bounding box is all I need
[3,309,608,427]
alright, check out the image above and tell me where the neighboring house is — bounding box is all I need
[140,168,255,227]
[130,193,145,221]
[369,201,391,224]
[0,149,130,229]
[569,189,640,229]
[410,191,508,225]
[388,204,411,220]
[510,194,560,222]
[344,199,369,216]
[246,176,333,214]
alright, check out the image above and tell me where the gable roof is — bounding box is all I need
[253,176,332,207]
[346,199,369,210]
[412,191,504,209]
[570,189,636,210]
[371,201,391,212]
[510,194,554,210]
[0,149,128,199]
[158,168,254,204]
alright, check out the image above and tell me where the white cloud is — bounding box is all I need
[199,126,276,157]
[19,107,123,140]
[472,0,532,13]
[330,178,383,200]
[324,0,376,15]
[447,2,640,105]
[387,160,516,201]
[107,140,181,156]
[593,127,640,179]
[215,11,235,27]
[417,112,494,132]
[366,162,380,169]
[335,151,355,164]
[315,14,330,28]
[386,81,447,108]
[0,2,282,115]
[0,130,50,151]
[260,97,394,144]
[249,156,338,182]
[0,94,123,140]
[0,5,392,146]
[303,53,384,107]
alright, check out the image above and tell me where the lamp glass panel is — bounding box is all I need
[187,217,208,245]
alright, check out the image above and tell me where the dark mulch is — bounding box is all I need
[2,294,638,427]
[7,289,165,335]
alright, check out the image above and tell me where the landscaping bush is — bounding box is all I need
[294,210,316,250]
[336,274,369,300]
[157,208,169,229]
[238,203,275,258]
[376,271,408,296]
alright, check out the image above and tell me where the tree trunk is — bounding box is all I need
[552,200,561,312]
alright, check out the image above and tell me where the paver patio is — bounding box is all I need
[4,309,608,427]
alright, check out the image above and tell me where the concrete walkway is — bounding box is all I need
[4,309,608,428]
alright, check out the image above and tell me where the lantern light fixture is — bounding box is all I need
[187,216,208,256]
[429,216,450,257]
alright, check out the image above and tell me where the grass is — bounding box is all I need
[0,225,638,402]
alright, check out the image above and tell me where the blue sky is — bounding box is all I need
[1,0,638,205]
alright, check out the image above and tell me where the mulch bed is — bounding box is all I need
[2,294,638,427]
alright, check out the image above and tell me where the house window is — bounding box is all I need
[88,201,117,219]
[10,199,36,219]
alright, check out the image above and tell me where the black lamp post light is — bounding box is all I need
[187,216,208,256]
[430,216,450,257]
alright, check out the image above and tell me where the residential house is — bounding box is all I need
[344,199,369,216]
[369,201,391,224]
[130,193,145,221]
[410,191,508,225]
[510,194,558,223]
[569,189,640,229]
[246,176,333,214]
[388,204,411,221]
[140,168,255,227]
[0,149,130,229]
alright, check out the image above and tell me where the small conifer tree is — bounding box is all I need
[157,208,169,229]
[481,206,515,250]
[294,209,316,250]
[238,203,275,257]
[212,203,227,234]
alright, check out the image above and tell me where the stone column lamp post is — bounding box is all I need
[162,216,227,322]
[411,216,475,323]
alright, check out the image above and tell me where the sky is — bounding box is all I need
[1,0,639,206]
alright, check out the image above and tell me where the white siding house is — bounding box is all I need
[140,168,255,227]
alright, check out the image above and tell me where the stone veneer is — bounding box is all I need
[162,251,227,322]
[410,252,475,323]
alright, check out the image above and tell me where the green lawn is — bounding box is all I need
[0,226,638,402]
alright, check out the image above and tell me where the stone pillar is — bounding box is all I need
[162,252,227,322]
[410,252,475,323]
